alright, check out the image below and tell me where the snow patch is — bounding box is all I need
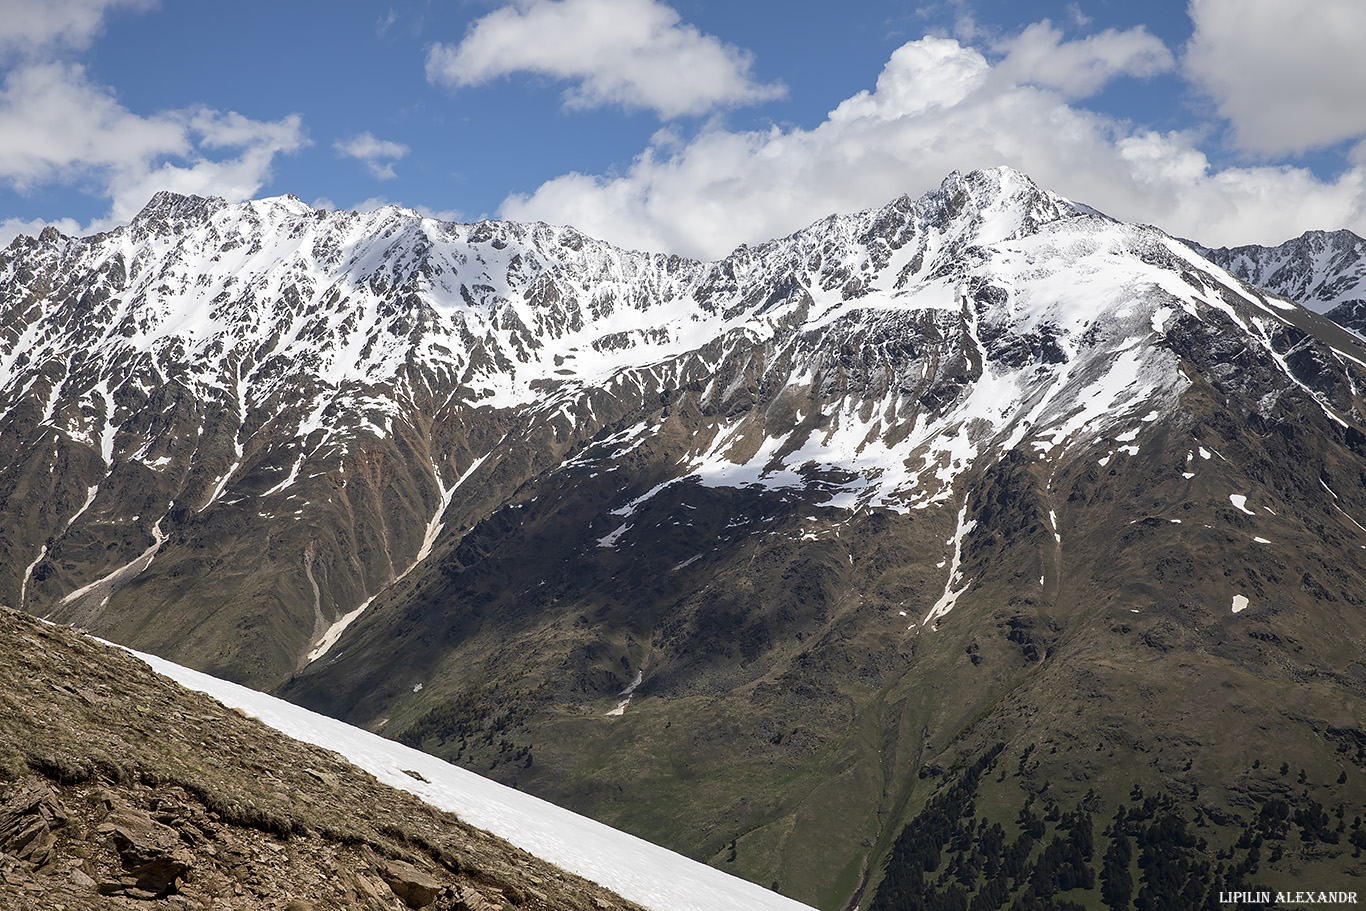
[306,455,487,666]
[611,478,683,518]
[605,670,644,717]
[305,595,375,664]
[1321,478,1366,533]
[597,523,633,549]
[59,516,168,612]
[923,503,976,628]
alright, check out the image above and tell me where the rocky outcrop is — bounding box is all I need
[0,777,66,869]
[379,857,443,909]
[97,799,195,898]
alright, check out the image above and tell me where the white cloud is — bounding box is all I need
[0,62,185,189]
[107,110,305,222]
[335,131,410,180]
[349,196,465,223]
[1066,4,1093,28]
[993,21,1173,99]
[376,7,397,38]
[0,62,305,241]
[425,0,785,118]
[1185,0,1366,155]
[500,33,1366,260]
[0,0,157,59]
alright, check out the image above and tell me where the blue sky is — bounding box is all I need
[3,0,1366,258]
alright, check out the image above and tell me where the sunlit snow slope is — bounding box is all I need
[127,645,815,911]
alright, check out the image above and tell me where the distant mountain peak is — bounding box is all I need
[1193,227,1366,337]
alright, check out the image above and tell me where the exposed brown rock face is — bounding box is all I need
[0,776,66,869]
[0,607,644,911]
[98,799,195,897]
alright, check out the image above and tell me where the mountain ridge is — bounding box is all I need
[1192,228,1366,336]
[2,166,1107,675]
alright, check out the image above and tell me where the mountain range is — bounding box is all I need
[4,167,1366,908]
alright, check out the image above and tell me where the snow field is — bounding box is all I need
[124,647,818,911]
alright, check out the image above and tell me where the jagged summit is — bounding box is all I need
[0,168,1115,432]
[727,167,1087,276]
[135,188,222,217]
[917,165,1088,236]
[131,190,230,238]
[42,166,1083,273]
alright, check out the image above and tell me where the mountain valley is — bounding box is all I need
[5,168,1366,908]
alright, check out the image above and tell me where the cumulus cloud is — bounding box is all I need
[0,61,304,243]
[425,0,785,118]
[500,32,1366,260]
[0,0,157,59]
[106,109,305,222]
[993,21,1173,99]
[1184,0,1366,155]
[334,131,409,180]
[0,62,185,190]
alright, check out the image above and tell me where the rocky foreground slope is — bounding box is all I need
[0,606,644,911]
[6,168,1366,907]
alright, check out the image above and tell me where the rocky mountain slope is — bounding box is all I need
[1195,229,1366,333]
[5,168,1366,908]
[0,606,646,911]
